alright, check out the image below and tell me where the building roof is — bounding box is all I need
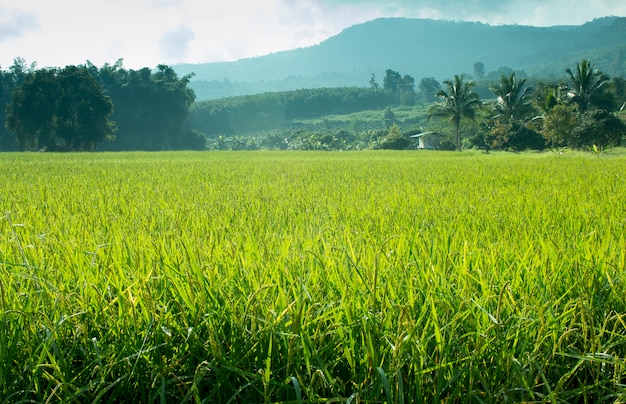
[409,131,443,138]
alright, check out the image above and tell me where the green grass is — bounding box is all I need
[1,150,625,402]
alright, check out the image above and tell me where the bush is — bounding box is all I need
[377,123,412,150]
[179,129,207,150]
[570,109,626,149]
[476,121,545,151]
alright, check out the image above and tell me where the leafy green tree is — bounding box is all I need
[532,81,567,115]
[369,73,379,90]
[6,66,115,151]
[383,69,402,94]
[0,71,16,150]
[1,59,36,150]
[93,63,198,150]
[6,68,62,151]
[9,57,35,81]
[428,74,481,150]
[490,72,534,123]
[570,109,626,149]
[473,62,485,80]
[418,77,441,103]
[610,76,626,110]
[399,74,417,105]
[55,66,116,151]
[383,69,416,105]
[153,65,197,149]
[485,66,517,81]
[377,123,410,149]
[565,59,615,111]
[481,121,545,151]
[542,103,579,148]
[382,107,397,128]
[481,72,543,150]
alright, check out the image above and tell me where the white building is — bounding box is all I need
[410,132,443,150]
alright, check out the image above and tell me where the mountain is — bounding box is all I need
[174,17,626,100]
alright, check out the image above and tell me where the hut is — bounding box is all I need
[410,132,443,150]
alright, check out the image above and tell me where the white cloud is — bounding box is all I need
[0,6,39,41]
[160,25,195,63]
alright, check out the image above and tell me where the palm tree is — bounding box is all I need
[490,72,533,123]
[428,74,480,150]
[565,59,614,111]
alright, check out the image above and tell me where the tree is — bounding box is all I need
[399,74,417,105]
[532,81,568,115]
[6,68,60,150]
[610,76,626,111]
[490,72,534,123]
[382,107,397,128]
[93,63,198,150]
[378,123,410,149]
[8,57,33,87]
[383,69,416,105]
[6,66,115,151]
[481,120,545,151]
[565,59,615,111]
[0,70,17,150]
[473,62,485,80]
[152,64,196,149]
[1,58,37,151]
[541,103,579,148]
[55,66,116,151]
[570,109,626,149]
[427,74,481,150]
[486,66,515,80]
[369,73,379,90]
[418,77,441,103]
[383,69,402,95]
[482,72,542,151]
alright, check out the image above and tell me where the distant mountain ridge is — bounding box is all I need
[174,16,626,100]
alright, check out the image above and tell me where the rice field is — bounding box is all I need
[0,150,625,403]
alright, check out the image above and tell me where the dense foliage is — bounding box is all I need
[0,151,624,402]
[427,74,481,150]
[0,58,32,151]
[188,59,626,152]
[1,59,202,152]
[188,87,397,136]
[2,58,626,152]
[6,66,115,151]
[89,61,204,151]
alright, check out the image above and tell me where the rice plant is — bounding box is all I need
[0,150,624,402]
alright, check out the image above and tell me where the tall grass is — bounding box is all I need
[0,150,624,402]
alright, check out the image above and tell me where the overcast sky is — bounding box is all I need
[1,0,625,69]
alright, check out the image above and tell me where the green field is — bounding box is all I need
[1,151,625,402]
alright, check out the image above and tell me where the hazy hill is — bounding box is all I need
[175,17,626,100]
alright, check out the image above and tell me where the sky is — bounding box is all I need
[1,0,625,70]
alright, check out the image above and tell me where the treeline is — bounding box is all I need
[0,58,204,151]
[188,69,422,135]
[185,67,523,138]
[188,87,390,135]
[196,60,626,152]
[467,59,626,151]
[2,57,625,152]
